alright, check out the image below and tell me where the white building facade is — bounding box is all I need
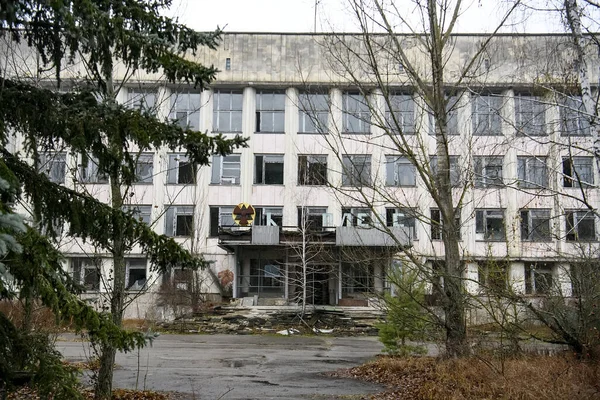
[13,33,600,318]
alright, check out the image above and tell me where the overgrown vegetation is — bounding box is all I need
[335,354,600,399]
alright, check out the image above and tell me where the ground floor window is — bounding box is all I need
[524,262,553,295]
[341,262,373,296]
[239,259,285,298]
[71,257,101,291]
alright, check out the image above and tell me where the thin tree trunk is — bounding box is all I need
[95,74,126,400]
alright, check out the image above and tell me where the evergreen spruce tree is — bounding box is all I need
[0,1,246,398]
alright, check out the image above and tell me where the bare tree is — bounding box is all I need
[312,0,521,357]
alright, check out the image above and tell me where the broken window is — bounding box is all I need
[298,155,327,185]
[165,205,194,237]
[256,91,285,133]
[79,153,108,183]
[385,93,415,134]
[341,207,372,227]
[525,262,553,295]
[298,93,329,134]
[209,206,236,236]
[39,152,67,184]
[431,208,461,240]
[213,90,243,132]
[298,207,329,230]
[517,156,548,189]
[167,154,195,184]
[520,209,552,241]
[515,93,546,136]
[342,155,371,186]
[565,210,596,241]
[430,155,461,187]
[126,89,157,112]
[171,91,201,130]
[71,257,101,291]
[474,156,503,188]
[126,258,147,290]
[472,93,502,135]
[211,154,241,185]
[385,156,416,186]
[343,92,370,133]
[563,156,594,188]
[560,96,590,136]
[386,208,418,239]
[255,154,284,184]
[255,207,283,226]
[475,209,506,241]
[134,153,154,184]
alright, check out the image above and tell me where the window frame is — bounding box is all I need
[565,210,597,242]
[255,91,286,133]
[254,154,285,185]
[79,153,108,184]
[563,156,594,188]
[211,154,241,185]
[515,93,546,136]
[297,155,328,186]
[471,93,503,136]
[125,258,147,291]
[126,89,157,112]
[385,155,416,187]
[520,209,552,242]
[560,95,591,137]
[342,155,372,186]
[430,208,461,240]
[255,207,283,226]
[167,154,196,184]
[39,152,67,184]
[133,153,154,184]
[517,156,548,189]
[209,206,237,237]
[386,208,418,239]
[164,205,194,237]
[430,155,461,187]
[212,90,243,133]
[125,205,152,225]
[342,92,371,134]
[384,93,415,135]
[475,209,506,241]
[473,156,504,188]
[298,92,329,134]
[71,257,101,291]
[171,91,201,130]
[341,207,372,227]
[524,262,554,295]
[297,207,329,231]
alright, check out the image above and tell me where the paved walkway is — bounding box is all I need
[57,334,385,400]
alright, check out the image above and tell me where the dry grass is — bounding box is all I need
[332,355,600,399]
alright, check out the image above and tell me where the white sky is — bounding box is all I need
[165,0,581,34]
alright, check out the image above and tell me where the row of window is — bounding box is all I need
[41,150,595,190]
[38,153,195,185]
[129,88,591,136]
[209,205,598,242]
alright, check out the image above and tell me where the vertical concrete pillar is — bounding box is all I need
[555,263,572,297]
[509,261,526,295]
[463,262,480,295]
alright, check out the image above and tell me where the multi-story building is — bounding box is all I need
[10,33,600,318]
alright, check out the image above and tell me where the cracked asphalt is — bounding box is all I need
[58,334,385,400]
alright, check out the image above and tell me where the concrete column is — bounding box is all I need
[555,262,572,297]
[509,261,526,295]
[463,262,480,295]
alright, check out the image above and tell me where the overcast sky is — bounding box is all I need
[165,0,579,34]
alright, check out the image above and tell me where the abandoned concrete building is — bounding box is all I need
[7,32,600,318]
